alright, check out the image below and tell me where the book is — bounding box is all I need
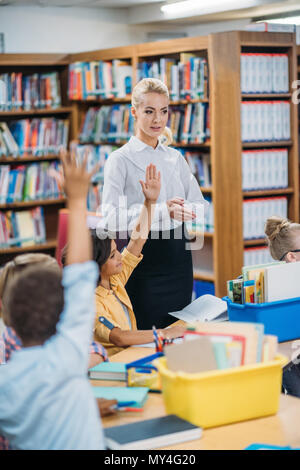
[104,415,202,450]
[264,261,300,303]
[168,294,227,323]
[88,362,126,381]
[192,321,264,365]
[165,336,217,373]
[92,386,149,409]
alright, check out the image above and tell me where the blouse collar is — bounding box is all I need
[128,136,168,153]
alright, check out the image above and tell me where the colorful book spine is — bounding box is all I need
[0,206,46,248]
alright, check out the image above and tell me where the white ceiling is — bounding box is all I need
[1,0,300,26]
[0,0,163,6]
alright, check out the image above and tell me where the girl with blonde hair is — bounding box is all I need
[101,77,207,329]
[265,215,300,398]
[265,216,300,262]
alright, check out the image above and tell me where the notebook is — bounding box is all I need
[104,415,202,450]
[168,294,228,323]
[88,362,126,381]
[92,386,149,408]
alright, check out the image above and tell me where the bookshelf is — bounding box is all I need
[0,53,73,263]
[67,31,299,298]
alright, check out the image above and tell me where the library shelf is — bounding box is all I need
[65,30,298,298]
[0,198,66,210]
[0,155,61,163]
[244,238,268,247]
[0,239,57,255]
[193,270,215,282]
[241,93,292,99]
[242,140,293,148]
[243,188,294,197]
[0,107,73,117]
[0,52,73,262]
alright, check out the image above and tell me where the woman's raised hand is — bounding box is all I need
[139,164,161,203]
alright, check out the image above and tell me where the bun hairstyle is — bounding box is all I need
[131,78,173,146]
[264,216,300,260]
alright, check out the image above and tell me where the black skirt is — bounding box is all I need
[125,224,193,329]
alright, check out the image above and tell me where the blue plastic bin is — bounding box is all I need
[223,296,300,342]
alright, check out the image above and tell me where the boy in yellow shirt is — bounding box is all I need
[93,164,185,356]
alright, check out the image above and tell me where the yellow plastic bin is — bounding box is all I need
[155,354,287,429]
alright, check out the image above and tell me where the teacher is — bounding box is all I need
[101,78,208,329]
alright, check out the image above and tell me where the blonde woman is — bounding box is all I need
[101,78,207,329]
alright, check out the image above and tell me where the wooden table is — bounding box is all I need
[91,346,300,450]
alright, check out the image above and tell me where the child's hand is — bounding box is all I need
[162,325,186,340]
[96,398,118,418]
[59,147,99,203]
[139,164,161,203]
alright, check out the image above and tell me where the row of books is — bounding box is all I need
[244,246,274,268]
[242,148,288,191]
[0,161,63,204]
[186,196,214,234]
[0,206,46,248]
[178,149,211,187]
[176,322,276,371]
[241,101,290,142]
[0,72,62,111]
[78,103,210,145]
[227,260,300,305]
[243,196,287,240]
[68,60,132,101]
[79,105,134,144]
[0,118,69,157]
[241,100,291,142]
[168,103,209,144]
[137,54,209,101]
[240,53,289,94]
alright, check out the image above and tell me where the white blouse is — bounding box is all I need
[101,136,208,233]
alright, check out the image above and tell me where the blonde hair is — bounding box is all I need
[131,78,173,146]
[264,216,300,260]
[0,253,59,325]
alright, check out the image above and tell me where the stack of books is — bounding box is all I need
[0,71,62,111]
[165,321,277,371]
[227,260,300,304]
[241,100,290,142]
[137,53,209,100]
[0,206,46,248]
[0,161,63,204]
[0,118,69,157]
[242,148,288,191]
[79,105,134,144]
[240,53,289,94]
[243,196,287,240]
[68,60,132,100]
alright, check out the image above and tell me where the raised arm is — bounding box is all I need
[126,164,161,258]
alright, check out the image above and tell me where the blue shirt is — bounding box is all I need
[0,261,104,450]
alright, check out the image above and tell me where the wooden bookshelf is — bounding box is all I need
[2,32,298,296]
[0,53,72,262]
[66,31,299,297]
[0,198,65,210]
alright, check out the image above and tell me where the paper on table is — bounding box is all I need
[135,337,183,348]
[168,294,228,323]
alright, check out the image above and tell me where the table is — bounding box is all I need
[92,346,300,450]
